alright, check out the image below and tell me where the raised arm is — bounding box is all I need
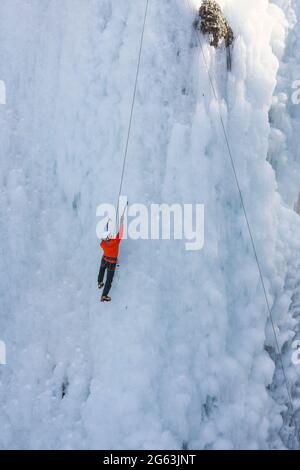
[116,212,126,241]
[116,222,124,241]
[116,203,128,241]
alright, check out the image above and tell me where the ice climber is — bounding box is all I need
[98,214,124,302]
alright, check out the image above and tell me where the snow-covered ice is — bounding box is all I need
[0,0,300,449]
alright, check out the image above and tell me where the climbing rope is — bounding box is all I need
[185,0,297,431]
[115,0,149,226]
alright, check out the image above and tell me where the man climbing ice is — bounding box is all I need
[98,213,125,302]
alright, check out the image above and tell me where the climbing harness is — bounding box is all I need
[185,0,298,436]
[104,256,118,263]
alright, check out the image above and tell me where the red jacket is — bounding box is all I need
[100,224,124,263]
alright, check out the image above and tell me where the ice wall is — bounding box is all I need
[0,0,299,449]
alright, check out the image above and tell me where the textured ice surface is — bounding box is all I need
[0,0,299,449]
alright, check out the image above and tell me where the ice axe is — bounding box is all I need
[105,217,112,232]
[121,200,129,219]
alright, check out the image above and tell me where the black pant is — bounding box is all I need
[98,257,116,296]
